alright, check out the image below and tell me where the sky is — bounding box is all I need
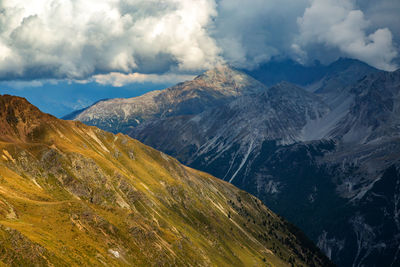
[0,0,399,116]
[0,80,177,117]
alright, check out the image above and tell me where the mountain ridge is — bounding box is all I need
[66,65,266,133]
[0,94,332,266]
[0,94,57,142]
[242,57,378,89]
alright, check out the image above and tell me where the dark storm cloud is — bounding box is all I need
[213,0,309,68]
[214,0,399,71]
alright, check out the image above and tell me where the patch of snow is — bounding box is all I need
[229,139,254,183]
[222,151,239,180]
[108,249,120,258]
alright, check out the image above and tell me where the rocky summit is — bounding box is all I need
[0,95,331,266]
[65,65,266,134]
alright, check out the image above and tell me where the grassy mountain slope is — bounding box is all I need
[0,95,331,266]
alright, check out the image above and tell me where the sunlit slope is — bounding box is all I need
[0,95,331,266]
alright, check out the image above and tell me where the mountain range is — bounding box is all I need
[0,94,333,266]
[65,58,400,266]
[63,66,266,133]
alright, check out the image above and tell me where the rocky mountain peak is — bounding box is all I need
[0,95,55,142]
[192,64,266,95]
[327,57,376,71]
[65,66,267,133]
[196,64,239,80]
[1,94,38,119]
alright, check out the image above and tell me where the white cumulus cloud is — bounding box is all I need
[93,72,195,87]
[294,0,398,71]
[0,0,222,80]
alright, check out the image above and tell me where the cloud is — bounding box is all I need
[294,0,398,71]
[213,0,398,70]
[0,0,398,82]
[0,0,222,80]
[358,0,400,42]
[213,0,308,68]
[92,72,195,87]
[1,80,45,90]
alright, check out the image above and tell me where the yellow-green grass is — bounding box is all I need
[0,96,331,266]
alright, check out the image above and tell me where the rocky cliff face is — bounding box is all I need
[130,82,330,183]
[0,95,331,266]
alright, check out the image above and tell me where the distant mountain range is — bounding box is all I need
[65,58,400,266]
[242,57,378,87]
[64,66,266,133]
[0,95,331,266]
